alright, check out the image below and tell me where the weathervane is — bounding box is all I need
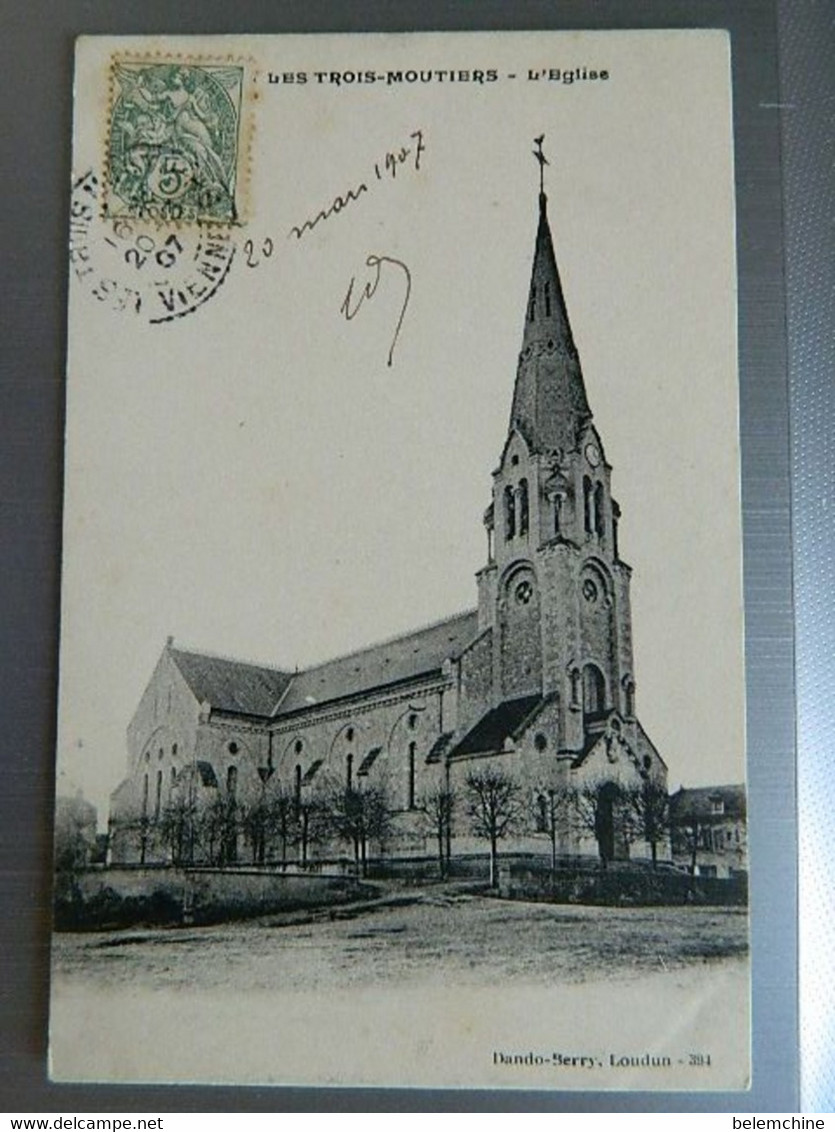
[533,134,548,195]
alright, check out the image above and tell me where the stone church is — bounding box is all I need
[109,175,667,868]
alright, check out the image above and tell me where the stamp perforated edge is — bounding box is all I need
[102,51,259,228]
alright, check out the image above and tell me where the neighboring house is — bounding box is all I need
[670,785,747,878]
[109,177,667,869]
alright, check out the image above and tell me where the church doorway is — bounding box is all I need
[594,781,625,864]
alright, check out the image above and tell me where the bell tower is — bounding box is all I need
[476,138,638,757]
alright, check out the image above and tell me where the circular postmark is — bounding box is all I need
[70,169,237,324]
[107,61,244,224]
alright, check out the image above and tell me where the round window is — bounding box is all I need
[582,578,598,603]
[515,579,534,605]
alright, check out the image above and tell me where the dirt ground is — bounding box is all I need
[50,889,750,1089]
[52,886,749,993]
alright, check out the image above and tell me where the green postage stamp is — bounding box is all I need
[106,61,245,223]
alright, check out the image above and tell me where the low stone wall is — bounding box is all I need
[498,858,748,906]
[365,853,492,884]
[53,865,375,931]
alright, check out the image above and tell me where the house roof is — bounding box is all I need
[171,648,294,716]
[274,609,479,715]
[670,784,746,821]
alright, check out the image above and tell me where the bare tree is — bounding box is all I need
[624,779,670,868]
[326,784,393,877]
[242,797,270,865]
[297,789,332,868]
[569,781,625,868]
[465,768,524,888]
[674,816,706,877]
[531,782,574,885]
[267,786,300,868]
[159,794,199,865]
[419,786,456,879]
[196,796,237,865]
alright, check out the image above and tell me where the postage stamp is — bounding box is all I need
[105,60,246,224]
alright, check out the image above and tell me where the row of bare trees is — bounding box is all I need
[153,781,395,875]
[464,769,671,886]
[146,769,672,882]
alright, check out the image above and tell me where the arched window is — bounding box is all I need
[346,752,353,791]
[528,286,537,322]
[554,495,562,537]
[504,485,516,540]
[612,501,621,559]
[594,482,605,537]
[569,667,582,708]
[583,476,593,534]
[141,773,149,818]
[536,794,548,833]
[623,678,636,717]
[408,742,416,810]
[583,664,606,715]
[518,479,529,536]
[154,769,163,820]
[226,765,238,798]
[294,764,302,810]
[544,282,551,317]
[170,766,177,793]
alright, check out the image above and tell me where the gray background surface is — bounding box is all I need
[0,0,811,1112]
[779,0,835,1114]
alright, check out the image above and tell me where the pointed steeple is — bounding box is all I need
[509,165,591,455]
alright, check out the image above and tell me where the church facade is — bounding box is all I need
[109,180,667,869]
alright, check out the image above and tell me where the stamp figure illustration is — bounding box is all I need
[107,62,244,223]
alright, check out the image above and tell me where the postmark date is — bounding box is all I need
[105,226,185,273]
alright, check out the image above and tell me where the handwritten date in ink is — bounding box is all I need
[287,128,426,242]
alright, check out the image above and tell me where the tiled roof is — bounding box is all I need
[425,732,455,764]
[275,609,479,714]
[171,648,293,716]
[357,747,382,776]
[196,760,219,787]
[168,609,478,721]
[450,695,543,758]
[670,784,746,821]
[302,759,323,785]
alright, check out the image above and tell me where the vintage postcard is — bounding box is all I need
[52,31,748,1090]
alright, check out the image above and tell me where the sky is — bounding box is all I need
[58,30,743,822]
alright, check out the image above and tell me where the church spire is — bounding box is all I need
[509,139,591,455]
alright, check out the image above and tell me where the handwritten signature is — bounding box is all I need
[340,255,412,367]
